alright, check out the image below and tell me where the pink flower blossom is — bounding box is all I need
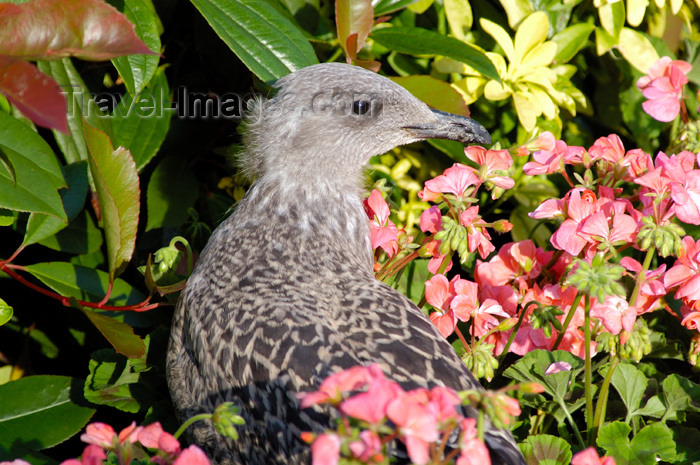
[138,422,181,455]
[545,361,572,375]
[421,163,480,201]
[579,210,638,248]
[470,299,509,337]
[636,56,691,122]
[80,422,141,450]
[420,205,442,234]
[426,274,458,337]
[300,364,383,408]
[670,169,700,225]
[426,386,461,424]
[588,134,625,164]
[463,146,515,191]
[550,189,598,256]
[311,433,341,465]
[456,418,491,465]
[2,461,32,465]
[173,445,211,465]
[571,447,617,465]
[365,189,399,257]
[523,140,585,175]
[620,258,667,313]
[60,445,106,465]
[460,206,495,259]
[386,392,439,465]
[348,430,383,462]
[340,376,402,424]
[623,148,654,178]
[665,236,700,304]
[590,295,637,343]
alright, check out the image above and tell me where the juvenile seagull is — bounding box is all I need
[167,62,525,465]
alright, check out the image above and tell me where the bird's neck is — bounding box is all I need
[238,173,375,271]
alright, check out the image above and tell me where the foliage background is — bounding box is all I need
[1,0,700,463]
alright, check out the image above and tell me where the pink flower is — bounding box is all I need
[2,461,33,465]
[456,418,491,465]
[588,134,625,164]
[463,146,515,191]
[59,445,107,465]
[421,163,480,200]
[426,274,458,337]
[470,299,509,337]
[300,364,383,408]
[420,205,442,234]
[173,445,211,465]
[386,392,439,465]
[636,56,691,122]
[138,422,181,455]
[579,210,638,248]
[427,386,461,424]
[340,376,403,424]
[665,236,700,303]
[550,189,598,256]
[590,295,637,343]
[460,206,495,259]
[349,431,383,462]
[571,447,617,465]
[670,169,700,225]
[523,140,585,174]
[623,148,653,178]
[545,361,572,375]
[365,189,399,257]
[311,433,341,465]
[80,422,141,450]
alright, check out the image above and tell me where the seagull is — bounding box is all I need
[167,62,525,465]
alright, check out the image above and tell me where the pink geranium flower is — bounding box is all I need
[138,422,181,456]
[173,445,211,465]
[665,236,700,304]
[579,210,638,249]
[571,447,617,465]
[348,430,383,462]
[310,433,341,465]
[420,163,480,201]
[590,295,637,343]
[460,206,495,259]
[300,364,383,408]
[386,392,439,465]
[80,422,141,450]
[636,56,691,122]
[340,376,403,424]
[670,169,700,225]
[456,418,491,465]
[523,140,585,175]
[364,189,399,258]
[463,146,515,191]
[550,188,598,256]
[426,274,458,337]
[60,445,106,465]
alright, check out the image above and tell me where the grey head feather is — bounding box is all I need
[167,63,524,465]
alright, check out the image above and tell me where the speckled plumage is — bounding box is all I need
[167,63,525,465]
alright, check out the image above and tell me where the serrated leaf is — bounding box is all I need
[112,67,173,171]
[551,23,595,64]
[0,112,67,219]
[371,27,500,82]
[146,155,199,231]
[84,122,140,280]
[0,375,95,450]
[390,75,470,116]
[610,362,647,421]
[519,434,572,465]
[660,374,700,422]
[81,308,145,358]
[190,0,318,83]
[23,161,88,246]
[0,299,12,326]
[24,262,145,306]
[111,0,161,95]
[597,421,676,465]
[0,56,68,132]
[0,0,154,60]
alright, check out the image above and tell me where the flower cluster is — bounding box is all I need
[299,364,530,465]
[636,56,692,123]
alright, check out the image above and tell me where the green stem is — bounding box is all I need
[584,295,594,443]
[593,355,620,438]
[629,246,655,307]
[173,413,212,439]
[498,301,537,365]
[552,291,583,350]
[477,409,485,442]
[559,396,586,449]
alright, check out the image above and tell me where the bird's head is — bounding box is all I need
[240,63,491,186]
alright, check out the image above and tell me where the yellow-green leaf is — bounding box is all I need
[390,75,470,116]
[513,90,539,132]
[84,122,140,280]
[598,0,625,39]
[445,0,473,41]
[618,28,660,73]
[82,308,145,358]
[498,0,533,29]
[514,12,549,66]
[336,0,373,59]
[627,0,649,27]
[551,23,595,63]
[480,18,516,64]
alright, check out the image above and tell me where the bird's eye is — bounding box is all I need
[352,99,370,115]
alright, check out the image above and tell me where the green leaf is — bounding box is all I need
[81,307,145,358]
[618,28,660,73]
[551,23,595,63]
[111,0,161,95]
[0,375,95,450]
[598,0,624,40]
[371,27,500,82]
[0,112,67,219]
[659,374,700,422]
[146,156,199,231]
[112,67,173,172]
[519,434,572,465]
[671,426,700,464]
[336,0,373,59]
[597,421,676,465]
[84,348,151,413]
[38,210,103,255]
[373,0,421,15]
[0,56,68,132]
[610,362,647,422]
[23,262,145,306]
[444,0,473,41]
[384,258,430,306]
[84,122,140,280]
[0,299,12,326]
[23,161,88,246]
[190,0,318,83]
[389,75,470,116]
[0,0,154,60]
[503,349,583,402]
[37,58,113,169]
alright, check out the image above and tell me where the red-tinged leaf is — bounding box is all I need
[0,56,68,132]
[0,0,156,61]
[83,121,140,280]
[336,0,373,61]
[390,75,471,116]
[82,307,145,358]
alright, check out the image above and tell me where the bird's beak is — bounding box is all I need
[403,108,491,146]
